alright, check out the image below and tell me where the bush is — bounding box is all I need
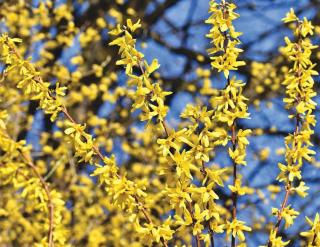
[0,1,319,246]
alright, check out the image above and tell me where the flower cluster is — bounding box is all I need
[206,0,245,78]
[109,20,171,126]
[267,9,318,247]
[0,35,67,121]
[206,1,252,245]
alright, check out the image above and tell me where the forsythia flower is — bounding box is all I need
[64,121,94,163]
[272,206,299,229]
[300,213,320,246]
[294,181,309,198]
[226,219,252,242]
[0,35,66,121]
[282,8,298,23]
[206,1,245,78]
[135,218,174,245]
[264,230,290,247]
[228,178,253,196]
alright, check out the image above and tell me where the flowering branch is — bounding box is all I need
[266,9,317,246]
[206,1,252,246]
[22,152,55,247]
[1,34,171,247]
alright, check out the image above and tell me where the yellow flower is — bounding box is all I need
[281,8,297,23]
[206,1,245,78]
[294,181,309,198]
[192,203,209,235]
[272,206,299,229]
[266,230,290,247]
[228,178,246,196]
[226,219,251,242]
[300,213,320,246]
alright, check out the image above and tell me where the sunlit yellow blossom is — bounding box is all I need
[226,219,251,242]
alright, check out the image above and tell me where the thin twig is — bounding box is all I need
[267,114,300,246]
[44,159,63,181]
[231,121,238,247]
[22,152,54,247]
[186,201,201,247]
[267,184,291,247]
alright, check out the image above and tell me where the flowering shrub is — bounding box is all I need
[0,0,319,246]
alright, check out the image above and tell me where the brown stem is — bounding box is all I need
[267,113,300,246]
[200,160,216,247]
[162,116,203,246]
[160,120,170,137]
[267,184,291,247]
[2,128,54,247]
[311,230,317,246]
[141,59,195,246]
[160,110,203,245]
[210,229,214,247]
[218,14,241,246]
[231,122,237,247]
[133,196,169,247]
[22,153,54,247]
[186,201,201,247]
